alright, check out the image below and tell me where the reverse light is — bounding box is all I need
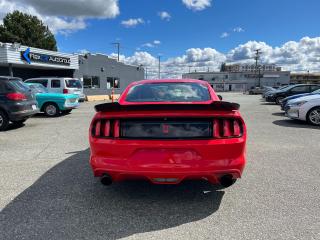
[6,92,27,101]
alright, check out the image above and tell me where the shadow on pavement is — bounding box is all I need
[273,119,320,129]
[272,112,285,116]
[3,123,25,131]
[260,102,277,105]
[1,149,224,240]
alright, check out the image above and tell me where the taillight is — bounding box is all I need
[6,92,27,101]
[213,119,243,138]
[91,119,119,138]
[63,89,68,94]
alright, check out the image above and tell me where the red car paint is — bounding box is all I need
[89,79,246,185]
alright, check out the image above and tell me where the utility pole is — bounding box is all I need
[145,67,148,79]
[158,56,161,79]
[254,49,262,87]
[307,70,310,83]
[112,42,120,62]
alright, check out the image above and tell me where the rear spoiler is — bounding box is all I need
[95,101,240,112]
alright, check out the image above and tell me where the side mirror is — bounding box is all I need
[218,95,223,100]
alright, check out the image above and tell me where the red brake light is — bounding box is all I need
[113,120,120,138]
[223,120,232,137]
[213,118,242,138]
[6,93,27,101]
[213,119,221,138]
[233,120,241,136]
[63,89,68,94]
[92,120,112,138]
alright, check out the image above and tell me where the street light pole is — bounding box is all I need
[158,56,161,79]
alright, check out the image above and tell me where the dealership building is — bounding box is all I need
[182,64,291,92]
[0,42,145,95]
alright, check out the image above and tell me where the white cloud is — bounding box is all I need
[142,43,155,48]
[121,18,144,28]
[220,32,229,38]
[141,40,161,48]
[233,27,244,33]
[182,0,212,11]
[158,11,171,21]
[116,37,320,79]
[0,0,119,34]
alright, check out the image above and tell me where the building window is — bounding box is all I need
[83,76,100,89]
[51,79,61,88]
[107,77,120,89]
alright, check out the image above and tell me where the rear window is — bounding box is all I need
[8,80,30,92]
[65,79,82,89]
[125,82,211,102]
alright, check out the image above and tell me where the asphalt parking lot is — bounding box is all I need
[1,93,319,240]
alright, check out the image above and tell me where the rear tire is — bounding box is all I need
[0,110,9,131]
[43,103,60,117]
[307,107,320,126]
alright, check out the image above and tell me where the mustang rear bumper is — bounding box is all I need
[90,138,246,184]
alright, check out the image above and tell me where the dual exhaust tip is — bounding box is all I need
[100,173,235,187]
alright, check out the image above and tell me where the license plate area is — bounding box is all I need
[120,118,212,139]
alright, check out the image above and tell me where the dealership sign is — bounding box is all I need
[21,48,71,66]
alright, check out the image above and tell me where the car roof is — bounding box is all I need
[131,79,209,85]
[0,76,22,81]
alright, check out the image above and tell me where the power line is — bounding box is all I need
[158,56,161,79]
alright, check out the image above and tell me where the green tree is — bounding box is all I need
[0,11,57,51]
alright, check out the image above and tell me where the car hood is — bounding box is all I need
[36,93,79,99]
[283,93,311,101]
[288,94,320,104]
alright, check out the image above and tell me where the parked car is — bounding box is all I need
[280,89,320,111]
[249,87,264,95]
[262,85,288,98]
[285,94,320,125]
[24,77,85,102]
[26,83,80,117]
[265,84,320,104]
[89,79,247,188]
[0,76,39,131]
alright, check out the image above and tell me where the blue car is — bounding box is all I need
[26,83,80,117]
[281,89,320,111]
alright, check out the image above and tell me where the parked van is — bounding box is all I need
[24,77,86,102]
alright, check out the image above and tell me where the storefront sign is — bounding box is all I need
[21,48,71,66]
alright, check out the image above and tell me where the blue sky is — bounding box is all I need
[55,0,320,58]
[1,0,319,77]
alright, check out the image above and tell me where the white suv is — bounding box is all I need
[24,77,86,102]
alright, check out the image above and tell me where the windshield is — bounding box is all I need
[28,84,48,93]
[312,89,320,94]
[8,80,30,92]
[65,79,82,89]
[278,85,292,91]
[125,82,211,102]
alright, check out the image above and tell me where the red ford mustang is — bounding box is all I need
[89,79,246,188]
